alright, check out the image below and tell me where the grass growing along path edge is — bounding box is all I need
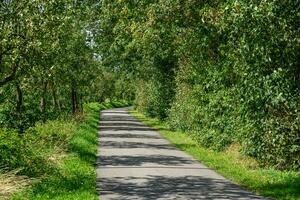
[9,101,129,200]
[129,110,300,200]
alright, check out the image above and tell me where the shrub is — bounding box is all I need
[0,119,77,176]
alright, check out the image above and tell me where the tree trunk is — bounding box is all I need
[15,83,24,133]
[57,98,62,111]
[16,83,23,114]
[40,81,48,122]
[71,85,78,114]
[51,82,60,111]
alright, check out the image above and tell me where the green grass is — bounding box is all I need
[129,110,300,200]
[10,101,129,200]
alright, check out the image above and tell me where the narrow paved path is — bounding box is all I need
[97,108,267,200]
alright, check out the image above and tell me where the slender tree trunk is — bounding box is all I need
[52,88,57,108]
[51,82,60,111]
[57,98,62,111]
[40,81,48,122]
[15,83,24,133]
[71,85,78,114]
[16,83,23,114]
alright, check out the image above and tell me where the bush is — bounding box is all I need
[0,119,77,176]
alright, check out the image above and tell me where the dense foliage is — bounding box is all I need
[0,0,133,132]
[1,0,299,172]
[0,4,133,197]
[97,0,300,170]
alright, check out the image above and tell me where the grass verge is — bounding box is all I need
[129,110,300,200]
[7,101,129,200]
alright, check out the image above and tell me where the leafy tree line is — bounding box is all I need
[1,0,299,170]
[0,0,134,132]
[96,0,299,170]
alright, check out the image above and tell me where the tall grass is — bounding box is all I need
[0,101,129,200]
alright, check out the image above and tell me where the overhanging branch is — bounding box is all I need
[0,64,18,87]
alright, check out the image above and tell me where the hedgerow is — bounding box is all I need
[98,0,300,170]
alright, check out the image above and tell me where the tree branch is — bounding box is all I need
[0,64,18,87]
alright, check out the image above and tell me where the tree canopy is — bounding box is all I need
[0,0,299,170]
[95,0,300,170]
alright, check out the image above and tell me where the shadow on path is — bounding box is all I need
[97,108,268,200]
[97,175,265,200]
[97,155,198,166]
[100,133,162,139]
[99,141,176,150]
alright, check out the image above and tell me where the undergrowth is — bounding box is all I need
[130,110,300,200]
[0,101,129,200]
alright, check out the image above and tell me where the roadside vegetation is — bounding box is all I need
[1,1,132,199]
[130,110,300,200]
[1,0,299,199]
[98,1,299,170]
[0,101,129,200]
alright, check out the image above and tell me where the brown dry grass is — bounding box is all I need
[0,170,32,200]
[224,143,259,169]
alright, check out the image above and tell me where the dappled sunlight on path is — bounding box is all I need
[96,108,267,200]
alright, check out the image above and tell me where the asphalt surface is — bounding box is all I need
[96,107,267,200]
